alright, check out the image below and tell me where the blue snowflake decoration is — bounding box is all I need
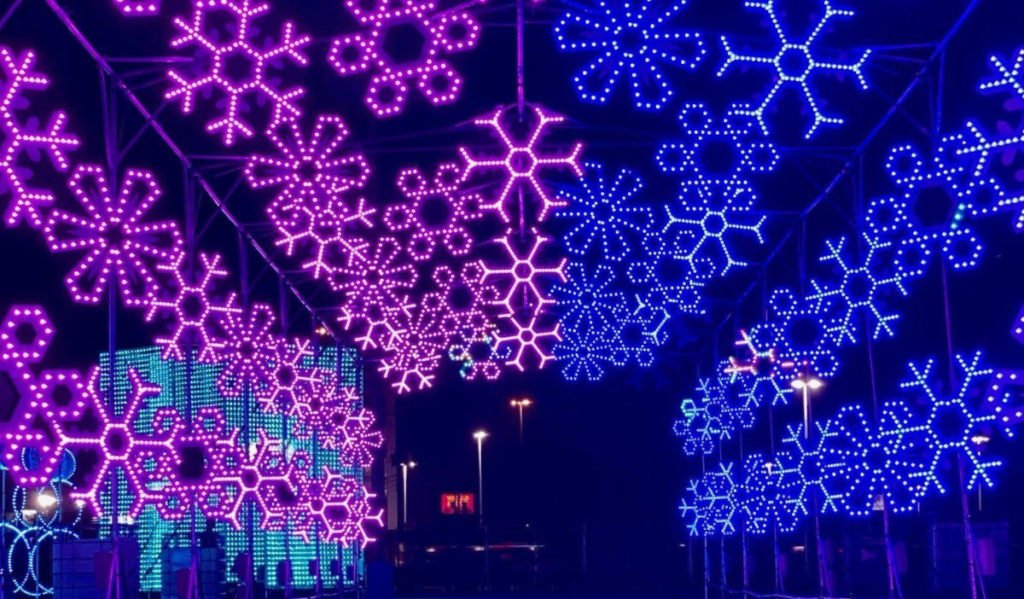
[556,322,613,382]
[680,462,739,536]
[553,262,629,335]
[754,288,841,378]
[777,422,845,516]
[673,373,754,455]
[740,452,800,535]
[557,161,653,262]
[627,233,706,315]
[717,0,871,139]
[663,196,766,279]
[866,137,993,277]
[898,352,1002,493]
[673,396,714,456]
[826,402,930,517]
[552,0,707,112]
[607,297,670,367]
[655,102,779,193]
[807,235,907,346]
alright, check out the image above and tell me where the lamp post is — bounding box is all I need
[790,373,824,439]
[971,434,991,511]
[473,431,488,522]
[510,398,532,445]
[400,461,417,527]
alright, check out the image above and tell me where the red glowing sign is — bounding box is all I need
[440,493,475,515]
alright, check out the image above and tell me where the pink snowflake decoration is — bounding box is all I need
[206,428,299,529]
[0,46,80,228]
[268,194,376,281]
[383,162,485,261]
[339,408,384,467]
[111,0,159,16]
[302,468,382,546]
[482,231,566,371]
[327,0,482,117]
[245,113,371,201]
[63,366,173,516]
[331,236,418,320]
[256,338,313,414]
[214,302,279,397]
[44,164,183,307]
[144,251,241,363]
[459,104,583,223]
[166,0,311,146]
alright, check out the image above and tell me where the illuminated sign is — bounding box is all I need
[440,493,475,515]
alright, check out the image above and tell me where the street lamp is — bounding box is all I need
[400,461,417,527]
[791,373,824,439]
[971,434,991,510]
[509,398,533,445]
[473,430,488,522]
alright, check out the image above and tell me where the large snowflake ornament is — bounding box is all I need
[663,195,766,279]
[866,137,992,277]
[655,102,779,193]
[680,463,739,536]
[608,297,670,367]
[0,46,80,229]
[144,251,241,363]
[269,193,376,282]
[552,0,706,112]
[339,408,384,467]
[44,164,183,307]
[555,323,613,382]
[553,262,628,339]
[807,235,906,346]
[214,302,279,397]
[328,0,482,117]
[776,422,845,516]
[717,0,871,138]
[166,0,311,146]
[627,233,706,315]
[740,452,800,535]
[459,104,584,224]
[826,402,930,516]
[899,352,1002,493]
[331,236,418,323]
[256,338,314,414]
[383,162,485,261]
[556,161,652,262]
[245,113,371,203]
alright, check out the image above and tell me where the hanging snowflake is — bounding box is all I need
[44,165,183,307]
[166,0,311,146]
[552,0,707,112]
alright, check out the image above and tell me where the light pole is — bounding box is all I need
[400,461,417,527]
[510,398,532,445]
[791,373,824,439]
[971,435,991,510]
[473,431,488,522]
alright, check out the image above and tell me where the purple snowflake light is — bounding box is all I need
[166,0,311,146]
[214,302,279,397]
[459,104,584,224]
[44,164,183,307]
[0,46,80,229]
[328,0,482,117]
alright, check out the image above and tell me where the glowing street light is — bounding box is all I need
[35,491,58,511]
[791,373,824,439]
[473,430,488,523]
[400,460,417,527]
[509,398,533,445]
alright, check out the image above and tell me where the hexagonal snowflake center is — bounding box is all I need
[181,292,205,320]
[313,216,342,240]
[221,48,259,89]
[799,455,820,481]
[382,22,427,64]
[420,195,452,228]
[618,25,645,54]
[277,365,296,387]
[787,316,821,351]
[100,222,130,248]
[240,470,258,490]
[593,201,614,222]
[846,270,874,303]
[698,140,739,176]
[509,149,536,175]
[934,404,969,443]
[239,339,257,359]
[778,46,812,79]
[103,427,130,458]
[912,183,960,231]
[178,445,206,481]
[298,159,319,181]
[51,383,73,407]
[865,445,888,469]
[702,213,727,235]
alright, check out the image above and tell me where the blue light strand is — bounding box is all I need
[556,161,653,262]
[717,0,871,139]
[552,0,707,112]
